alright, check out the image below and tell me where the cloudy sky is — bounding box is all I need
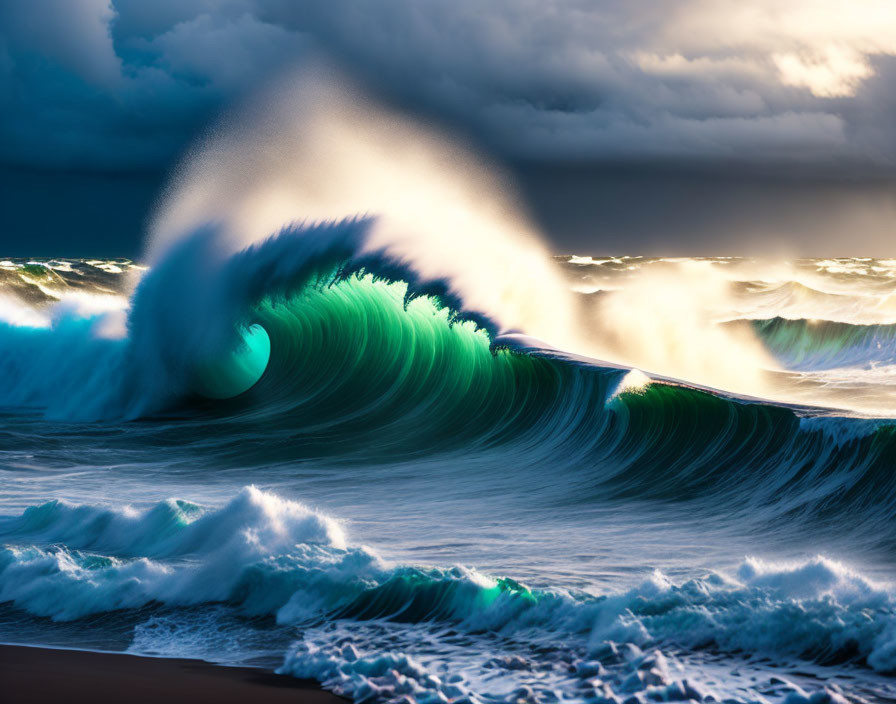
[1,0,895,255]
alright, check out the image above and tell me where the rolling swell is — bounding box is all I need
[748,316,896,370]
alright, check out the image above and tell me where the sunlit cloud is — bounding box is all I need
[664,0,896,97]
[773,47,872,98]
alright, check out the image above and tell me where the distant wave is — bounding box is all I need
[747,317,896,370]
[730,279,896,326]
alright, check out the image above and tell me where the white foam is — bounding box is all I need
[607,369,652,402]
[3,488,896,700]
[0,487,364,620]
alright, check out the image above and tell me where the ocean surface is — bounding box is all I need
[2,250,896,704]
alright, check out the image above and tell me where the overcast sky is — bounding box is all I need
[1,0,895,256]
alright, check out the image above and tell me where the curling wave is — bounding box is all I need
[2,223,896,544]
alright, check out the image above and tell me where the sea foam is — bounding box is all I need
[3,488,896,685]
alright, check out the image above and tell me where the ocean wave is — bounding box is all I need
[744,317,896,371]
[0,487,357,620]
[1,487,895,703]
[729,279,896,326]
[2,226,896,538]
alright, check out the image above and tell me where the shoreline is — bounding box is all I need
[0,644,346,704]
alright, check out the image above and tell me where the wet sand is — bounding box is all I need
[0,644,346,703]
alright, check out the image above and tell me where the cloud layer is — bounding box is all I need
[1,0,895,172]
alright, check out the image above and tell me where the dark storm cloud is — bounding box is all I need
[255,0,878,166]
[0,0,309,168]
[1,0,895,171]
[1,0,894,255]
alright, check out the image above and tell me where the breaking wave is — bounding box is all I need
[1,487,895,704]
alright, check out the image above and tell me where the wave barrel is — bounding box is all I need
[193,323,271,399]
